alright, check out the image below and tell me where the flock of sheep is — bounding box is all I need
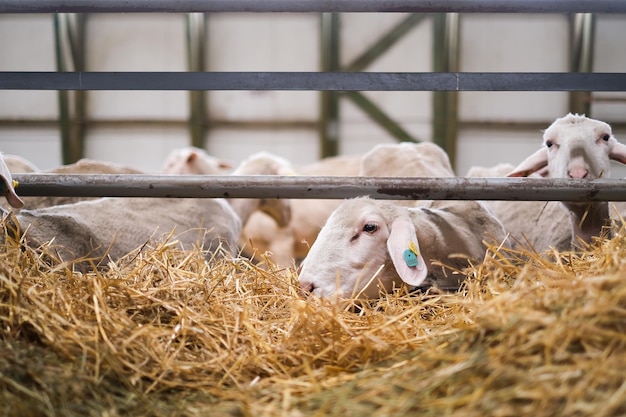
[1,113,625,299]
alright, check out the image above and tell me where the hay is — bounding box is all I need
[2,222,626,416]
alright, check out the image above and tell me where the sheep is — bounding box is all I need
[507,113,626,248]
[241,153,362,266]
[241,142,455,266]
[20,151,229,210]
[2,154,40,174]
[466,163,572,252]
[224,151,292,231]
[359,142,454,178]
[21,158,145,209]
[1,152,291,270]
[298,196,507,299]
[161,146,233,175]
[359,142,455,207]
[13,196,242,269]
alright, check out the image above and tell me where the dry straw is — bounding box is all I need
[1,220,626,416]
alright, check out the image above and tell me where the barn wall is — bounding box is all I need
[0,12,624,176]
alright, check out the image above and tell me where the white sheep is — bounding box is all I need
[224,151,293,231]
[241,153,362,266]
[298,196,506,299]
[17,153,227,209]
[14,196,242,269]
[242,142,455,266]
[507,113,626,248]
[359,142,455,208]
[161,146,233,175]
[466,163,572,252]
[359,142,454,178]
[21,158,145,209]
[1,152,291,270]
[2,154,40,174]
[158,148,296,258]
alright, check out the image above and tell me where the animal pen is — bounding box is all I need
[2,1,626,416]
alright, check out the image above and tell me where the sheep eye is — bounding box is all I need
[545,140,554,148]
[601,134,610,142]
[362,223,378,233]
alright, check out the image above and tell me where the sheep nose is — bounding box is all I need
[568,167,589,179]
[299,280,315,295]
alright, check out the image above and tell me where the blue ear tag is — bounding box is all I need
[403,249,418,267]
[403,241,420,268]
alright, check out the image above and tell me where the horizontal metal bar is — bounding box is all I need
[5,118,626,131]
[3,0,626,14]
[0,118,318,130]
[11,174,626,201]
[2,72,626,92]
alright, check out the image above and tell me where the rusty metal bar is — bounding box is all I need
[3,1,626,14]
[11,174,626,201]
[2,72,626,91]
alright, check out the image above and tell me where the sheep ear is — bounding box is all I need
[610,141,626,165]
[507,148,548,177]
[218,160,233,170]
[0,156,24,209]
[387,216,427,287]
[186,152,198,163]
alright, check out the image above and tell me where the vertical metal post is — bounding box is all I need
[569,13,595,116]
[432,13,460,170]
[54,13,86,164]
[319,12,340,158]
[186,13,207,148]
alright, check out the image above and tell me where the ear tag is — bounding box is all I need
[403,250,418,267]
[403,241,420,268]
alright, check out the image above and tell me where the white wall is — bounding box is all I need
[0,14,61,170]
[206,14,320,167]
[0,12,624,176]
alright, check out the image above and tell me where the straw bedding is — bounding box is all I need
[1,220,626,416]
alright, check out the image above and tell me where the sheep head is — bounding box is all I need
[298,197,427,299]
[508,113,626,179]
[507,113,626,247]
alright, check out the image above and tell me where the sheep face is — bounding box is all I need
[509,113,626,179]
[298,198,427,299]
[545,114,618,179]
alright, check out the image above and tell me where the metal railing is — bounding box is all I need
[3,0,626,14]
[12,174,626,201]
[2,0,626,201]
[2,72,625,91]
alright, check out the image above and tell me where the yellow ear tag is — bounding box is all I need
[403,241,420,268]
[12,180,18,189]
